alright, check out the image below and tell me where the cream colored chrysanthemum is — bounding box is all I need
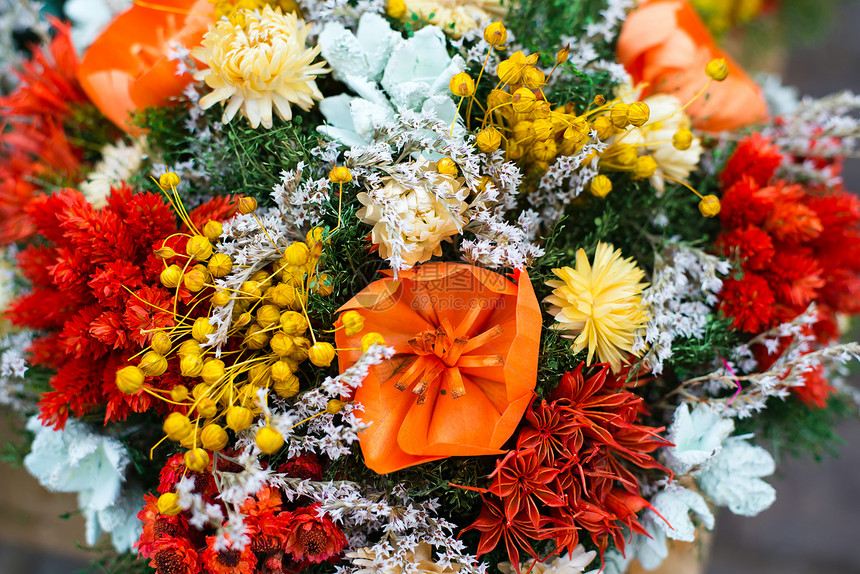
[545,242,648,373]
[347,543,460,574]
[403,0,507,38]
[356,161,469,268]
[622,92,703,193]
[498,545,597,574]
[192,5,327,129]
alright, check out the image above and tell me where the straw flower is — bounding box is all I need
[192,5,327,129]
[545,242,648,372]
[402,0,507,38]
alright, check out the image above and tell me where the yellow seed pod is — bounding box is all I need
[192,382,211,400]
[250,269,272,286]
[267,284,295,308]
[531,100,551,119]
[521,66,546,90]
[289,336,311,362]
[238,383,262,409]
[192,317,215,343]
[507,140,525,160]
[589,175,613,198]
[283,242,310,266]
[179,427,201,449]
[436,157,458,176]
[270,360,295,383]
[328,166,352,184]
[280,311,307,335]
[626,101,650,127]
[201,359,226,385]
[196,397,218,419]
[633,156,658,179]
[511,88,537,113]
[610,103,629,128]
[256,304,281,329]
[180,353,204,377]
[170,385,190,402]
[186,235,213,261]
[306,226,326,248]
[448,72,475,97]
[614,146,639,169]
[244,324,270,350]
[226,406,254,432]
[386,0,406,19]
[200,424,228,451]
[247,362,271,386]
[532,118,554,141]
[139,351,168,377]
[525,53,540,66]
[326,399,347,414]
[159,172,181,189]
[486,88,511,111]
[706,58,728,81]
[210,290,231,307]
[237,197,257,214]
[160,265,183,288]
[207,253,233,279]
[233,312,252,330]
[531,139,558,162]
[177,339,203,357]
[673,128,694,151]
[150,331,172,355]
[592,116,615,140]
[280,265,306,286]
[496,59,522,85]
[116,365,144,394]
[483,21,507,45]
[361,332,386,352]
[698,195,721,217]
[240,280,262,299]
[203,220,223,241]
[270,331,297,357]
[184,448,210,472]
[157,492,182,516]
[183,269,206,292]
[341,310,365,337]
[556,43,570,65]
[163,412,193,442]
[476,127,502,153]
[154,245,177,259]
[273,374,300,398]
[512,120,534,145]
[256,425,284,455]
[308,342,336,367]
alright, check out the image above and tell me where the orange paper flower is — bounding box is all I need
[77,0,214,132]
[617,0,768,132]
[335,263,542,474]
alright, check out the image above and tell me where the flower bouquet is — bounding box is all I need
[1,1,859,573]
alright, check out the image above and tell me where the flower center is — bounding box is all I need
[391,303,504,402]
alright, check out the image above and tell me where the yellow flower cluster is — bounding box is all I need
[114,175,367,472]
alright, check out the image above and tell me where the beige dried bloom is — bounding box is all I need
[402,0,507,38]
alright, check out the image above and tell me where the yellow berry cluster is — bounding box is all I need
[115,174,371,472]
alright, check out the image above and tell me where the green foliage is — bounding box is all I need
[736,393,856,462]
[668,314,744,380]
[506,0,613,56]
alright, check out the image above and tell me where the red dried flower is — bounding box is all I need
[793,366,834,409]
[278,453,324,481]
[719,176,773,230]
[202,537,257,574]
[147,536,201,574]
[719,134,784,188]
[283,504,347,564]
[719,274,776,333]
[715,226,774,272]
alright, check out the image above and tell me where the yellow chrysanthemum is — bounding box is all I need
[192,5,327,129]
[545,242,648,372]
[401,0,507,38]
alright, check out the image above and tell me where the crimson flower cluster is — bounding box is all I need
[0,18,91,244]
[464,364,670,569]
[716,135,860,406]
[5,185,235,428]
[138,453,346,574]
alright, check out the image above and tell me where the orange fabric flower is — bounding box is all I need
[617,0,768,132]
[77,0,214,132]
[335,263,542,474]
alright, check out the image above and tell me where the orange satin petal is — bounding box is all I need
[617,0,768,132]
[335,263,541,474]
[78,0,214,132]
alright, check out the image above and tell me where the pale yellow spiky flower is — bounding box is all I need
[545,242,648,373]
[192,5,327,129]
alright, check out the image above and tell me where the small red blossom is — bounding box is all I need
[147,536,201,574]
[719,176,773,229]
[202,537,256,574]
[719,134,784,188]
[716,226,775,272]
[719,274,776,333]
[278,453,324,481]
[283,504,348,564]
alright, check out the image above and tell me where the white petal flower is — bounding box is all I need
[698,436,776,516]
[649,484,714,542]
[665,402,735,475]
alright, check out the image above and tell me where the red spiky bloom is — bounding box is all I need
[718,176,773,230]
[202,538,257,574]
[719,274,776,333]
[715,226,774,271]
[719,133,784,188]
[465,364,670,567]
[136,493,192,558]
[283,504,348,564]
[148,536,202,574]
[5,185,236,428]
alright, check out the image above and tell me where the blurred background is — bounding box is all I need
[1,0,860,573]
